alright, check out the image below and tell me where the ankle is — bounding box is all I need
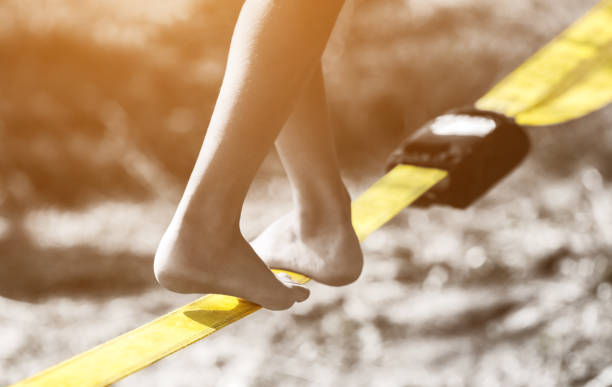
[306,179,350,207]
[294,193,352,237]
[175,185,242,231]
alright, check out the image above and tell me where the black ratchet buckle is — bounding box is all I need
[386,107,530,208]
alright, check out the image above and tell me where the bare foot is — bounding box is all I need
[154,214,309,311]
[251,208,363,286]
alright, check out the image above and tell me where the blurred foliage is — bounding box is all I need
[0,0,607,211]
[0,0,245,210]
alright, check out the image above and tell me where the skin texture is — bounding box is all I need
[154,0,362,310]
[252,64,363,286]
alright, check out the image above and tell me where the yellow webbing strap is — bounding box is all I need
[476,0,612,125]
[351,165,448,242]
[12,165,447,387]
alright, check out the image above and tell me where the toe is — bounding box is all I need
[275,273,310,303]
[274,272,310,303]
[288,283,310,303]
[258,273,310,310]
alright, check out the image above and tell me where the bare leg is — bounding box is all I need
[154,0,345,310]
[252,64,363,286]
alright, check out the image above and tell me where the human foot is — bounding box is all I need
[251,207,363,286]
[154,214,309,311]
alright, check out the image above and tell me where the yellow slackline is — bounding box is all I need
[11,1,612,386]
[12,165,447,387]
[476,0,612,125]
[351,165,448,242]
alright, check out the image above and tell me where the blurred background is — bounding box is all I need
[1,0,612,386]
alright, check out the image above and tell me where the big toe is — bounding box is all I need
[288,283,310,303]
[255,274,309,311]
[275,272,310,303]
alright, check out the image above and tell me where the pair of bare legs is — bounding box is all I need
[154,0,362,310]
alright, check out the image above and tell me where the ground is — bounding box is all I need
[1,0,612,386]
